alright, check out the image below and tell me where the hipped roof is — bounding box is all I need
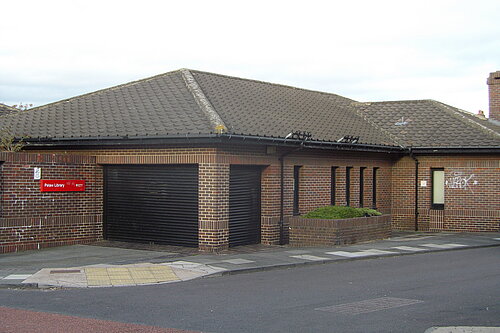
[1,69,499,150]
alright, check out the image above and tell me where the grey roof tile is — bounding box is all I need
[0,103,20,116]
[353,100,500,148]
[1,69,498,149]
[0,71,214,139]
[191,70,395,145]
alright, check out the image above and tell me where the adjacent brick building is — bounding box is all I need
[1,69,499,253]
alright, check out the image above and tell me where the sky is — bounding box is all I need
[1,0,499,116]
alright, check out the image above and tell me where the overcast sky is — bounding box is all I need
[1,0,499,116]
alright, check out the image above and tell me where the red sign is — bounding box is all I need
[40,180,86,192]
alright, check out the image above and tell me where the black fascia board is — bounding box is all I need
[22,133,404,153]
[410,146,500,155]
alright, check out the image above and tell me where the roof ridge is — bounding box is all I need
[350,103,407,148]
[190,69,356,102]
[429,100,500,139]
[20,69,185,115]
[0,103,23,117]
[358,99,436,105]
[180,69,228,134]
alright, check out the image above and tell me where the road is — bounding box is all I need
[1,247,499,333]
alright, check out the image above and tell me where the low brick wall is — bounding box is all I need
[288,215,391,247]
[0,152,103,253]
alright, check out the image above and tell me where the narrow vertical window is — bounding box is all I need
[372,167,379,209]
[293,166,302,215]
[331,166,338,206]
[345,166,352,206]
[432,168,445,209]
[359,167,366,207]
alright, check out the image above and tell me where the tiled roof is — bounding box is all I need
[353,100,500,148]
[0,71,214,139]
[1,69,499,149]
[0,103,20,116]
[191,70,394,145]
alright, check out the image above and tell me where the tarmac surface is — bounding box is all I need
[1,231,499,289]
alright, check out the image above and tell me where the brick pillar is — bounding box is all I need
[487,71,500,122]
[261,165,281,245]
[198,163,229,252]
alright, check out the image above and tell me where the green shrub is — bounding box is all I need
[303,206,382,219]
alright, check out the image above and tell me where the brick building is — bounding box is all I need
[1,69,499,253]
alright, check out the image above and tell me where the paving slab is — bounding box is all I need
[1,232,499,289]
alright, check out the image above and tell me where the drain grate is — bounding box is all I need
[315,297,424,315]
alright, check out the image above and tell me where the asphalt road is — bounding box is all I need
[1,247,499,333]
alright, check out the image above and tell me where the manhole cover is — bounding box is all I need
[315,297,424,315]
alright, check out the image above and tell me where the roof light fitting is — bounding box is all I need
[337,135,360,144]
[285,131,312,141]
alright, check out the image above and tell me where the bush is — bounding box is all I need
[303,206,382,219]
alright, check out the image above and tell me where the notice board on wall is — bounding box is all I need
[40,180,86,192]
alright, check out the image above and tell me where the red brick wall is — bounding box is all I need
[285,152,393,216]
[0,152,103,253]
[487,71,500,121]
[22,146,394,251]
[392,155,500,232]
[289,215,392,247]
[15,145,497,253]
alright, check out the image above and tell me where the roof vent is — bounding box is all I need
[337,135,360,144]
[395,117,409,126]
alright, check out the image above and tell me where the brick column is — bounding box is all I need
[261,165,281,245]
[198,163,229,252]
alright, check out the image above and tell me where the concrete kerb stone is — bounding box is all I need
[2,233,499,289]
[214,242,500,277]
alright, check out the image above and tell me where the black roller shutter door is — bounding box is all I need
[104,165,198,247]
[229,166,262,247]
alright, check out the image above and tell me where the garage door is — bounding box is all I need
[104,165,198,247]
[229,165,262,247]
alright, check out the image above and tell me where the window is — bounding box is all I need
[345,166,352,206]
[372,167,379,209]
[331,166,338,205]
[359,167,366,207]
[293,166,302,215]
[431,168,445,209]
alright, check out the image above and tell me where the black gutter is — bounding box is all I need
[410,147,500,154]
[408,148,419,231]
[23,133,405,153]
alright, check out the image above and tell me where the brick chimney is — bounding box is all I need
[487,71,500,121]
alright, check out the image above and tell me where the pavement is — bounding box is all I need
[1,231,499,289]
